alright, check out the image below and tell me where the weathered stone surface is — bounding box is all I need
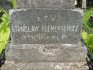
[1,61,89,70]
[10,9,82,44]
[5,8,87,63]
[5,43,87,62]
[16,0,75,9]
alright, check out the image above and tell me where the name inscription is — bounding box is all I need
[12,25,78,32]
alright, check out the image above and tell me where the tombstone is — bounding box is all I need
[0,0,13,11]
[1,0,88,70]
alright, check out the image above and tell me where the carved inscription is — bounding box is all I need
[37,15,56,21]
[11,9,81,44]
[12,25,78,32]
[11,25,79,42]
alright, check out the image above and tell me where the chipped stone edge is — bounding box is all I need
[1,61,89,70]
[9,8,83,16]
[9,9,27,16]
[72,9,83,16]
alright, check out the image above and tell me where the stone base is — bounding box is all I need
[1,61,89,70]
[5,43,87,62]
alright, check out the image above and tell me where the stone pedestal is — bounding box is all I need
[1,61,88,70]
[5,43,87,62]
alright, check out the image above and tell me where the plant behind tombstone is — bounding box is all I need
[0,0,16,66]
[8,0,17,8]
[82,8,93,67]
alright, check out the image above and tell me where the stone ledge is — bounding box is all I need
[5,43,87,62]
[1,61,89,70]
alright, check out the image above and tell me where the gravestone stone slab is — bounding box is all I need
[4,9,87,62]
[10,9,81,44]
[16,0,75,9]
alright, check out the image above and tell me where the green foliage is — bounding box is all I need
[8,0,17,8]
[82,8,93,57]
[0,0,17,54]
[82,8,93,33]
[82,31,93,55]
[0,9,10,54]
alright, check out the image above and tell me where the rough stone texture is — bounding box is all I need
[3,4,88,70]
[5,43,87,62]
[1,61,89,70]
[16,0,75,9]
[10,9,82,44]
[5,8,87,63]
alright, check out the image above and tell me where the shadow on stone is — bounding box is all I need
[87,50,93,70]
[81,38,90,70]
[0,49,6,68]
[0,0,13,12]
